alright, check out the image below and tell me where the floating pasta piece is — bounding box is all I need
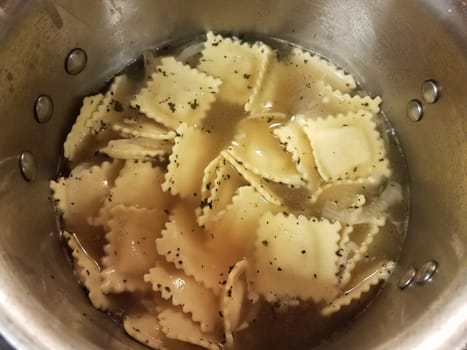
[321,181,403,225]
[145,262,221,333]
[112,114,176,140]
[100,137,172,161]
[253,213,341,302]
[124,307,195,350]
[131,56,221,129]
[289,48,356,92]
[123,311,169,350]
[64,231,114,311]
[93,161,172,227]
[86,74,139,133]
[338,217,386,286]
[50,160,122,239]
[199,154,224,201]
[311,178,380,212]
[198,155,247,228]
[300,111,391,182]
[221,150,283,206]
[292,80,382,119]
[158,306,222,350]
[163,124,222,198]
[321,260,395,316]
[273,121,321,193]
[101,205,167,293]
[64,94,105,162]
[246,48,356,115]
[318,82,382,115]
[198,31,272,106]
[156,202,227,294]
[337,224,354,257]
[222,260,249,349]
[206,186,284,263]
[228,115,303,186]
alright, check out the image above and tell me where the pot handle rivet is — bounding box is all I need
[34,95,54,123]
[415,260,438,285]
[65,48,87,75]
[19,151,37,182]
[407,99,423,122]
[421,79,440,104]
[398,267,417,290]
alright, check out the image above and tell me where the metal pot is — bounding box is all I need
[0,0,465,349]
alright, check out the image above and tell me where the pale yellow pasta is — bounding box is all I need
[101,204,167,293]
[92,161,172,227]
[145,262,221,333]
[222,260,249,349]
[50,160,122,236]
[156,202,227,294]
[338,217,386,286]
[111,114,176,140]
[311,179,379,210]
[321,181,403,225]
[163,124,222,198]
[199,154,224,202]
[300,111,391,182]
[158,307,223,350]
[86,74,138,133]
[52,32,404,350]
[253,212,341,302]
[321,260,395,316]
[198,156,247,228]
[221,150,283,206]
[198,31,273,106]
[124,306,196,350]
[288,80,382,120]
[131,56,221,129]
[206,186,284,263]
[246,49,356,115]
[64,231,113,311]
[64,94,104,162]
[100,137,172,161]
[289,47,356,92]
[228,115,303,186]
[273,121,322,193]
[319,83,382,115]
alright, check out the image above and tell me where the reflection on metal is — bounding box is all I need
[65,48,87,75]
[19,151,37,182]
[34,95,53,123]
[415,260,438,285]
[421,80,440,104]
[407,99,424,122]
[399,267,417,290]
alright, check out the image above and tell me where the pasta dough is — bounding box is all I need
[50,31,406,350]
[131,56,221,129]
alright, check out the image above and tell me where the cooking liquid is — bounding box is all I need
[57,34,410,350]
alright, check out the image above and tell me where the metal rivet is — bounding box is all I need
[65,48,87,75]
[407,99,424,122]
[398,267,417,290]
[34,95,54,123]
[415,260,438,285]
[19,151,37,182]
[421,80,440,104]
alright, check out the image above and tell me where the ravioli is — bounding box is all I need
[51,31,405,350]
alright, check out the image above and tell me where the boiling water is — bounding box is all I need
[56,33,410,350]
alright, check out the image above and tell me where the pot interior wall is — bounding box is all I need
[0,1,465,349]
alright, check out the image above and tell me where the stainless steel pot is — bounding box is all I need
[0,0,465,349]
